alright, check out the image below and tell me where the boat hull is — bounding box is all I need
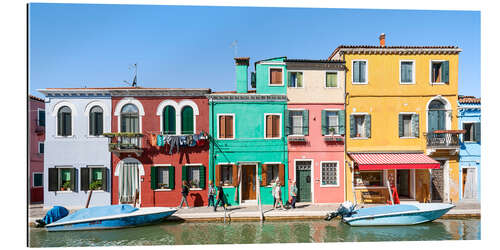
[344,203,454,226]
[46,209,176,232]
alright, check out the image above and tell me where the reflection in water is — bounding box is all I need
[29,219,480,247]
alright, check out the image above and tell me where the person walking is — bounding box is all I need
[207,180,216,208]
[271,178,278,209]
[214,181,226,212]
[274,179,285,210]
[290,180,298,209]
[178,180,190,208]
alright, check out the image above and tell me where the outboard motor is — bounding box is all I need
[35,206,69,227]
[324,201,357,221]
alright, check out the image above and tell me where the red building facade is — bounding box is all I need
[29,95,45,203]
[108,88,211,207]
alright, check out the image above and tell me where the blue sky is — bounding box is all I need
[29,4,480,97]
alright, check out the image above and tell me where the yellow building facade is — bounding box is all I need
[329,41,462,204]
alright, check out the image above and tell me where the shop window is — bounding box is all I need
[321,162,338,186]
[357,171,383,187]
[288,71,303,88]
[218,115,234,139]
[269,68,283,85]
[81,167,108,191]
[265,114,281,139]
[48,167,75,191]
[33,173,43,187]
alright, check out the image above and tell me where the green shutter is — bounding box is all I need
[97,113,103,135]
[284,109,290,136]
[181,106,194,134]
[350,114,356,138]
[70,168,76,191]
[199,165,206,189]
[398,114,404,137]
[412,114,420,138]
[169,166,175,189]
[89,113,95,135]
[81,168,90,191]
[474,122,481,143]
[57,112,63,136]
[182,165,187,182]
[338,110,345,135]
[151,166,157,190]
[442,61,449,83]
[48,168,58,191]
[321,110,327,135]
[303,110,309,135]
[353,61,360,83]
[365,114,371,138]
[163,106,176,134]
[297,72,303,87]
[102,168,108,192]
[39,110,45,126]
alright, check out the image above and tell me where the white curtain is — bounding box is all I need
[463,168,477,200]
[119,162,139,203]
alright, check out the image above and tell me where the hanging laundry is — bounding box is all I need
[150,134,157,147]
[187,135,196,147]
[179,136,188,147]
[157,134,164,147]
[169,136,180,154]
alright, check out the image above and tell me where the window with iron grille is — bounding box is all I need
[321,162,338,186]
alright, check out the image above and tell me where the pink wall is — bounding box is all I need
[29,96,45,203]
[288,103,345,203]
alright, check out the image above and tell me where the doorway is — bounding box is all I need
[296,160,312,202]
[462,167,478,200]
[397,170,411,199]
[431,160,447,202]
[119,162,140,205]
[241,165,256,200]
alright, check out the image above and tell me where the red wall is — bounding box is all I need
[29,97,45,203]
[110,96,210,207]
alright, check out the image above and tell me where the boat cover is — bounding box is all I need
[350,204,419,218]
[53,205,138,224]
[43,206,69,224]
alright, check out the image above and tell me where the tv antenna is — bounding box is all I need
[230,40,238,57]
[123,63,138,87]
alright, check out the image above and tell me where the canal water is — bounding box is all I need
[29,219,480,247]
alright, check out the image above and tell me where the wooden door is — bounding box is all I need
[241,165,256,200]
[397,170,410,198]
[296,161,312,202]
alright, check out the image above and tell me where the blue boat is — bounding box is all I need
[342,203,455,226]
[45,205,177,232]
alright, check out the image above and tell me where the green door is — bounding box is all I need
[296,161,312,202]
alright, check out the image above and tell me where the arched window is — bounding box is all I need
[429,100,445,110]
[89,106,103,136]
[428,99,446,132]
[121,104,139,133]
[181,106,194,134]
[162,106,176,134]
[57,106,72,136]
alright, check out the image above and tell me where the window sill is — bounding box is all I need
[189,188,203,191]
[287,86,305,89]
[268,83,285,87]
[264,137,282,140]
[324,86,340,89]
[464,141,479,143]
[54,135,75,139]
[55,191,74,194]
[430,82,448,85]
[400,136,418,139]
[399,82,415,85]
[154,189,173,192]
[352,82,368,85]
[217,137,235,140]
[320,184,340,188]
[351,137,369,140]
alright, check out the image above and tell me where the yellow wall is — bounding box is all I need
[342,52,460,201]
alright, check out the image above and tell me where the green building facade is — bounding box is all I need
[208,57,289,206]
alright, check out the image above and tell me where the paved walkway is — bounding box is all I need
[28,201,480,226]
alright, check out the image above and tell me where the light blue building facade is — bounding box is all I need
[39,88,112,208]
[458,96,481,201]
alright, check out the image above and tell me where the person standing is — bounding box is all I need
[271,178,278,209]
[178,180,190,208]
[274,179,285,210]
[214,181,226,212]
[207,180,216,208]
[290,180,298,209]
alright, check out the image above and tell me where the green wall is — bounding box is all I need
[255,57,287,95]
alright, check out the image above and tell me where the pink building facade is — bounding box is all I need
[29,95,45,203]
[285,59,346,203]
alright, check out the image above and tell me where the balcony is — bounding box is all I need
[426,130,464,153]
[103,132,144,156]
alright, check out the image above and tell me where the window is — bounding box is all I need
[321,162,338,186]
[184,165,205,189]
[288,72,303,88]
[81,167,108,191]
[323,111,339,135]
[33,173,43,187]
[218,115,234,139]
[326,72,338,88]
[151,165,175,190]
[269,68,283,85]
[350,114,371,138]
[262,164,285,186]
[219,164,234,186]
[431,61,449,84]
[162,106,176,134]
[398,114,419,138]
[400,61,415,84]
[48,167,75,191]
[463,123,481,142]
[120,104,139,132]
[289,111,304,135]
[57,106,72,136]
[38,142,44,154]
[357,171,383,187]
[89,106,104,136]
[38,109,45,127]
[352,60,367,84]
[265,114,281,139]
[181,106,194,134]
[266,164,279,186]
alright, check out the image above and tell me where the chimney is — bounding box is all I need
[379,33,386,47]
[234,57,250,93]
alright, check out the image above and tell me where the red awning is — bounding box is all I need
[349,153,440,170]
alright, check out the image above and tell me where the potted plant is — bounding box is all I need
[62,181,71,191]
[89,180,102,191]
[329,127,336,135]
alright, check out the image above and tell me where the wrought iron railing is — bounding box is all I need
[103,132,143,152]
[426,130,461,147]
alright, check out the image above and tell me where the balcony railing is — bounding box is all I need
[426,130,464,148]
[103,132,144,156]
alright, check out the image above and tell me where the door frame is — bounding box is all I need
[238,163,258,204]
[431,158,449,202]
[293,158,314,203]
[395,169,415,199]
[115,157,144,207]
[461,165,478,200]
